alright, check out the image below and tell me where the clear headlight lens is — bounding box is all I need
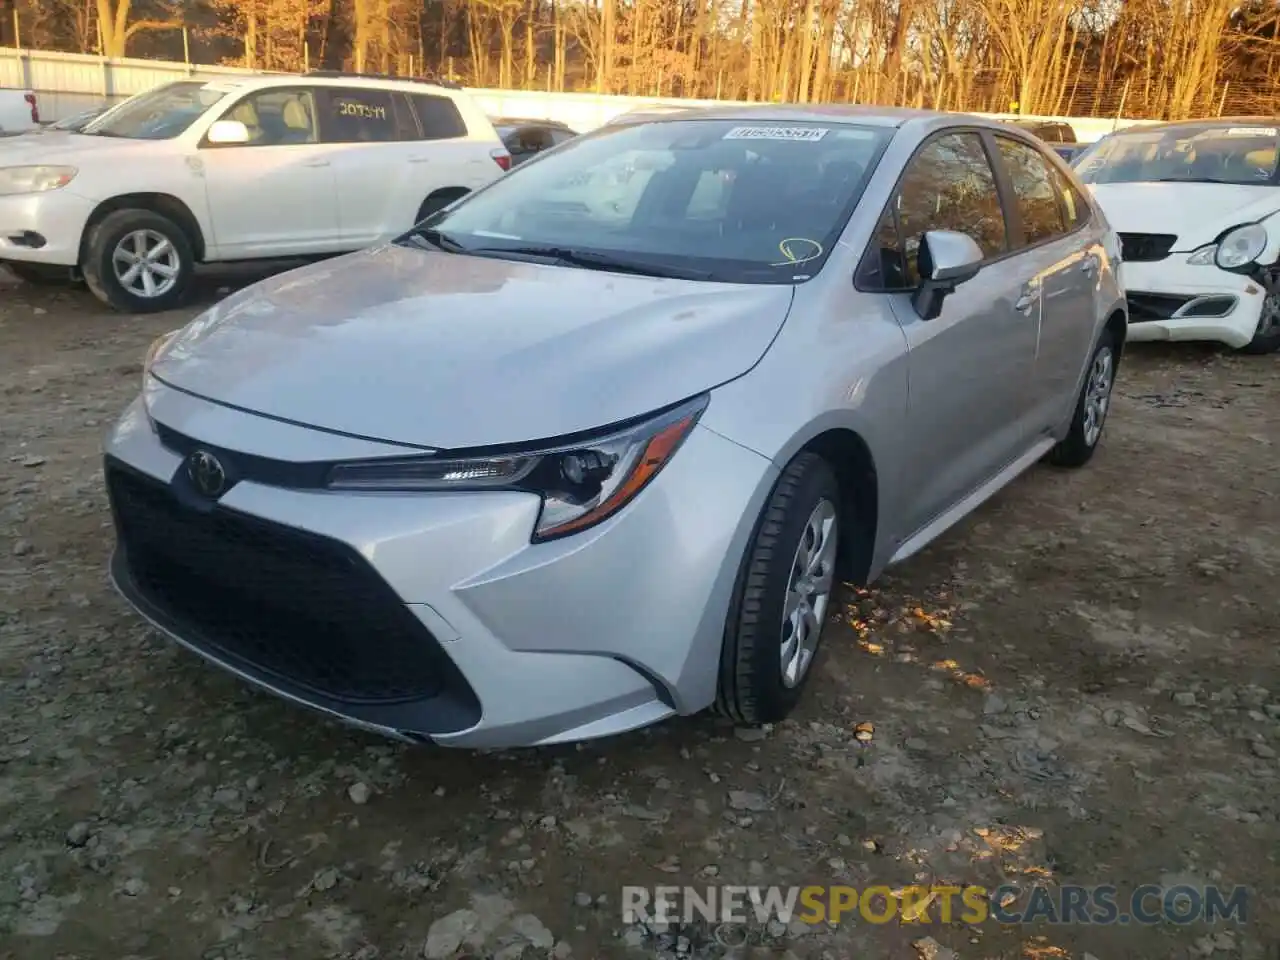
[0,165,77,196]
[326,394,708,542]
[1214,222,1268,270]
[1186,245,1217,266]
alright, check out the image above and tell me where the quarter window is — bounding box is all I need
[1051,166,1090,229]
[995,136,1068,245]
[412,94,468,140]
[317,88,416,143]
[894,131,1008,286]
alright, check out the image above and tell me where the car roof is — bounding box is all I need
[612,103,992,130]
[194,73,462,99]
[1119,115,1280,134]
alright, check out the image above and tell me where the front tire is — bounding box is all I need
[82,209,194,313]
[1240,286,1280,355]
[715,452,842,726]
[1048,328,1119,468]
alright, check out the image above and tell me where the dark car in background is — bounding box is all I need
[491,117,577,165]
[1005,118,1081,161]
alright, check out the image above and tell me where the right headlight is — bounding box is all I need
[325,394,708,543]
[1214,222,1268,271]
[0,165,77,196]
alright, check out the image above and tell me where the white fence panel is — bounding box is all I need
[1,46,1156,141]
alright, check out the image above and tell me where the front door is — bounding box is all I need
[198,87,342,259]
[866,130,1041,541]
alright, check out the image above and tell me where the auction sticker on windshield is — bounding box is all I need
[723,126,829,142]
[1225,127,1277,137]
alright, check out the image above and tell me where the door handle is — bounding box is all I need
[303,158,330,168]
[1014,284,1039,314]
[1080,255,1098,275]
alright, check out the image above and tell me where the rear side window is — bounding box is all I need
[412,94,468,140]
[317,88,417,143]
[995,135,1068,245]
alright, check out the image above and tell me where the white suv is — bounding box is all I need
[0,73,511,312]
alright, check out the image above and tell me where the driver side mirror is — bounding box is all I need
[206,119,250,146]
[911,229,985,321]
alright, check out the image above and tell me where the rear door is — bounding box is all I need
[861,130,1040,539]
[315,86,422,248]
[990,133,1100,431]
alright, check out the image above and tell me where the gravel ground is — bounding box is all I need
[1,264,1277,960]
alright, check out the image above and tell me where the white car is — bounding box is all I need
[0,87,39,136]
[1074,117,1280,354]
[0,73,510,312]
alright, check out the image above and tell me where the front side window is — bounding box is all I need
[317,88,416,143]
[81,81,225,141]
[1074,122,1280,185]
[893,131,1008,286]
[402,118,894,284]
[995,135,1068,245]
[215,89,318,147]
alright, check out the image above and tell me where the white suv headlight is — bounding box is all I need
[0,165,77,196]
[1186,245,1218,266]
[1214,222,1268,270]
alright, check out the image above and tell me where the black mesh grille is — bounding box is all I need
[106,461,455,705]
[1127,292,1193,322]
[1118,233,1177,262]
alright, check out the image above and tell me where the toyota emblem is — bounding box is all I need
[187,449,227,498]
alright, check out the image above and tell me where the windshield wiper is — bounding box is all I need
[467,245,713,280]
[1150,176,1234,184]
[402,226,469,253]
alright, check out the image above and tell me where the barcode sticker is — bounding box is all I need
[1225,127,1277,137]
[723,126,829,142]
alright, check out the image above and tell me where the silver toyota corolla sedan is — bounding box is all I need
[104,105,1126,748]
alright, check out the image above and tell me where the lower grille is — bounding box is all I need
[106,460,457,706]
[1118,233,1177,262]
[1127,292,1193,323]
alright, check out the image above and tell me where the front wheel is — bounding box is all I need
[82,209,194,313]
[1047,329,1118,468]
[715,452,842,726]
[1240,286,1280,355]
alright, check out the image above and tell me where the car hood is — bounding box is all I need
[1087,182,1280,249]
[0,131,140,161]
[149,244,794,449]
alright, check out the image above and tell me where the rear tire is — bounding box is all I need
[415,188,470,224]
[4,262,75,286]
[1048,328,1119,468]
[81,209,194,314]
[715,452,842,726]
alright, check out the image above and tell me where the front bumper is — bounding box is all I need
[0,188,96,266]
[103,387,777,748]
[1120,259,1263,349]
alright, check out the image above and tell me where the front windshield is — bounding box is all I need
[403,118,892,283]
[81,81,226,140]
[1074,122,1280,185]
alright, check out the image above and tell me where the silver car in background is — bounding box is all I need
[105,106,1126,748]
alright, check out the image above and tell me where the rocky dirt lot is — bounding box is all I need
[0,265,1276,960]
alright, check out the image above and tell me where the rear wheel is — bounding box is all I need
[82,209,194,313]
[415,188,470,224]
[1048,328,1118,468]
[715,452,842,726]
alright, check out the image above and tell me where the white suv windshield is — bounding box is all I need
[82,82,226,140]
[1075,122,1280,186]
[405,118,893,283]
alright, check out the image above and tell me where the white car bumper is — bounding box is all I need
[102,384,777,749]
[1121,259,1264,349]
[0,188,96,266]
